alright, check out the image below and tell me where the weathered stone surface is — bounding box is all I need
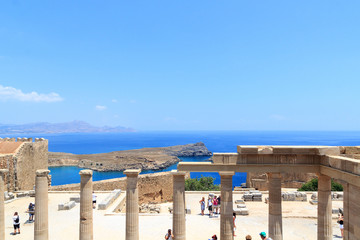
[58,201,76,211]
[98,189,121,210]
[0,138,48,191]
[70,195,80,203]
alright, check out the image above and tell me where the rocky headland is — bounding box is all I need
[48,142,212,171]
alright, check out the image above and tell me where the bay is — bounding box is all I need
[3,131,360,187]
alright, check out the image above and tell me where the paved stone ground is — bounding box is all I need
[4,192,343,240]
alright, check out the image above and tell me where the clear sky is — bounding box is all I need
[1,1,359,131]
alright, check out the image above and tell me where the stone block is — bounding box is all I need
[70,195,80,203]
[234,199,244,204]
[310,200,318,205]
[332,208,340,214]
[238,208,249,215]
[98,189,121,210]
[253,197,262,202]
[237,146,259,154]
[237,204,246,208]
[64,201,76,210]
[212,153,238,164]
[58,201,76,211]
[29,190,35,197]
[311,193,317,200]
[58,203,65,211]
[16,191,29,198]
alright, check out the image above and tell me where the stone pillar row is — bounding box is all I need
[268,172,283,240]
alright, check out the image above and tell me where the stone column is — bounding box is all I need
[246,172,251,188]
[79,170,93,240]
[125,169,141,240]
[220,171,234,240]
[0,169,8,240]
[341,182,349,240]
[317,174,332,240]
[268,173,282,240]
[34,169,50,240]
[172,170,186,240]
[348,183,360,239]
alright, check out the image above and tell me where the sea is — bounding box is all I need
[3,131,360,188]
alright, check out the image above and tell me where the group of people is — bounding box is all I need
[199,195,221,217]
[210,231,271,240]
[11,202,35,235]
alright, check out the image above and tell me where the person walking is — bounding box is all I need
[259,231,272,240]
[13,212,20,235]
[199,197,205,216]
[338,213,344,238]
[207,196,213,217]
[165,229,174,240]
[28,203,35,222]
[213,196,218,214]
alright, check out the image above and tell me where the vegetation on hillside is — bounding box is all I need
[185,176,220,191]
[298,178,343,191]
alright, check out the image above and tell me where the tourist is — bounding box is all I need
[233,212,236,236]
[207,196,213,217]
[27,203,35,222]
[92,191,97,209]
[259,231,272,240]
[211,234,217,240]
[13,212,20,235]
[245,235,252,240]
[338,213,344,238]
[199,197,205,216]
[165,229,174,240]
[213,195,218,214]
[217,196,221,214]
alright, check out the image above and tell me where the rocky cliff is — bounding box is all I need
[48,142,212,172]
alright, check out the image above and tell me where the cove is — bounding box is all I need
[49,156,247,188]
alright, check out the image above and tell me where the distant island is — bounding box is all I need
[0,121,135,134]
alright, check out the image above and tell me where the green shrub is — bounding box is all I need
[185,176,220,191]
[298,178,343,191]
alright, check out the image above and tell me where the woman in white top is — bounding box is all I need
[13,212,20,235]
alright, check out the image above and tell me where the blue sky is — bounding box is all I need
[1,1,359,131]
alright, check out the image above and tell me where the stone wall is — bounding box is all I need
[248,172,317,191]
[0,154,14,190]
[50,171,185,204]
[15,139,48,190]
[0,137,48,191]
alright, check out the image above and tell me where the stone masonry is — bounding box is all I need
[0,137,48,191]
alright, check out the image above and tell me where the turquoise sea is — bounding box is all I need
[2,131,360,187]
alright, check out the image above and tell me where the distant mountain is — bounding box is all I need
[0,121,135,134]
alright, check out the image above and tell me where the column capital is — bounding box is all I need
[124,169,141,177]
[36,169,50,177]
[170,170,186,176]
[0,169,8,175]
[79,170,93,176]
[219,171,235,177]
